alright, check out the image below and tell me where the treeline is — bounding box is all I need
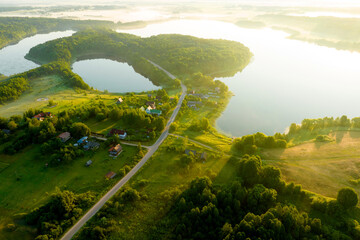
[27,29,252,86]
[75,155,360,239]
[0,17,116,50]
[0,61,89,103]
[257,14,360,52]
[0,77,29,103]
[25,188,95,240]
[166,155,360,239]
[142,34,252,77]
[26,29,175,88]
[288,115,360,135]
[233,132,287,154]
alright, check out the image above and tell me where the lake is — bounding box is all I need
[72,59,161,93]
[118,19,360,136]
[0,31,75,76]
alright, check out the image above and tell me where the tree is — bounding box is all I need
[71,122,91,138]
[337,187,358,209]
[7,121,17,131]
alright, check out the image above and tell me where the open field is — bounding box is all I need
[0,74,155,118]
[262,130,360,198]
[171,91,233,152]
[75,135,229,239]
[0,142,141,240]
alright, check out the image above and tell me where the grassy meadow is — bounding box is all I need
[262,130,360,199]
[0,142,141,240]
[75,135,229,239]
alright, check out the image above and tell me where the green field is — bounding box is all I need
[75,135,229,239]
[262,130,360,199]
[0,142,141,240]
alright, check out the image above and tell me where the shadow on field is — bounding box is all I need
[335,131,345,144]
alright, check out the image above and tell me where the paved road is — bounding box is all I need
[61,63,187,240]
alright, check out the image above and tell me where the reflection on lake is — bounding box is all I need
[72,59,161,93]
[0,31,75,76]
[119,20,360,136]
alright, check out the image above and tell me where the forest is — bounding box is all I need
[26,29,252,85]
[73,155,360,240]
[0,17,117,50]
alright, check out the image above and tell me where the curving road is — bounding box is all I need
[60,62,187,240]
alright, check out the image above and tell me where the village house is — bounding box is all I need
[33,112,53,121]
[108,128,127,139]
[156,95,162,100]
[187,101,202,108]
[105,171,117,179]
[116,97,123,104]
[139,106,145,112]
[145,101,156,109]
[109,144,122,157]
[77,136,88,145]
[85,160,93,167]
[145,105,154,113]
[83,141,100,151]
[58,132,71,143]
[146,108,162,116]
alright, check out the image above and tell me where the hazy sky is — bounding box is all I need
[1,0,360,7]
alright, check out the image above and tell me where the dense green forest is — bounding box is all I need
[0,61,88,103]
[0,17,117,50]
[26,28,252,81]
[74,155,360,240]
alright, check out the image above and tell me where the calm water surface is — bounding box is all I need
[0,31,75,76]
[72,59,161,93]
[119,20,360,136]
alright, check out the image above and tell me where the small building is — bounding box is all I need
[33,112,53,121]
[215,87,221,93]
[148,94,152,98]
[58,132,71,143]
[109,144,122,157]
[116,97,123,104]
[77,136,88,145]
[145,105,154,114]
[83,141,100,151]
[189,90,196,94]
[201,152,207,160]
[139,106,145,112]
[108,128,127,139]
[187,101,202,108]
[85,160,93,167]
[105,171,117,179]
[156,96,162,100]
[147,109,162,116]
[185,149,197,156]
[146,101,156,109]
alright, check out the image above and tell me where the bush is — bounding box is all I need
[337,187,358,209]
